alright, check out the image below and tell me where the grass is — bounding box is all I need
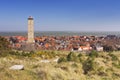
[0,50,120,80]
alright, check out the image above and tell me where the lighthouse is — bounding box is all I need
[27,16,34,43]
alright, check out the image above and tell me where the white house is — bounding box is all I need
[96,46,103,51]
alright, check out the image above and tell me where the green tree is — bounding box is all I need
[0,36,10,56]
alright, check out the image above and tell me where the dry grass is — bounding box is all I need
[0,51,120,80]
[0,57,84,80]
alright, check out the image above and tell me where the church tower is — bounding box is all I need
[27,16,34,43]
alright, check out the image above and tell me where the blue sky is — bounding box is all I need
[0,0,120,31]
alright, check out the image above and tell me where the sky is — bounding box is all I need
[0,0,120,32]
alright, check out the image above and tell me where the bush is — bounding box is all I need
[9,51,35,57]
[67,52,79,62]
[35,51,57,59]
[77,53,85,63]
[97,66,106,76]
[112,62,120,69]
[88,50,98,58]
[82,58,95,74]
[108,53,118,61]
[0,36,11,57]
[58,57,67,63]
[71,63,78,68]
[77,53,82,57]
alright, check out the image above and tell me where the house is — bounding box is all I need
[94,43,103,51]
[96,46,103,51]
[78,46,92,51]
[15,43,21,48]
[71,47,79,51]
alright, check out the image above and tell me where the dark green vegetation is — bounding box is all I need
[0,36,11,57]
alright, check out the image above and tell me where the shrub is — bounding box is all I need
[108,53,118,61]
[58,57,67,63]
[67,52,79,62]
[9,50,35,57]
[77,53,87,63]
[82,58,95,74]
[88,50,98,58]
[77,53,82,57]
[71,63,78,68]
[112,62,120,69]
[67,52,74,61]
[0,36,11,57]
[97,66,106,76]
[35,51,57,59]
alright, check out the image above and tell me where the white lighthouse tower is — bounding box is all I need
[27,16,34,43]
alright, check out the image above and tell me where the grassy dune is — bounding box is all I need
[0,51,120,80]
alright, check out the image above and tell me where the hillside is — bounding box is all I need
[0,50,120,80]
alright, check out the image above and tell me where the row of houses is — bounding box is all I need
[4,35,120,51]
